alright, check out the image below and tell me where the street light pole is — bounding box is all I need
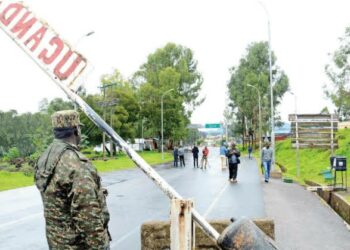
[247,84,262,154]
[161,88,174,160]
[73,31,95,110]
[74,31,95,48]
[290,91,300,177]
[258,1,275,167]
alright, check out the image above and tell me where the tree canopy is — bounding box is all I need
[134,43,203,143]
[325,27,350,120]
[227,41,289,143]
[80,70,140,145]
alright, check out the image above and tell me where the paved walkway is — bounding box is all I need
[260,159,350,249]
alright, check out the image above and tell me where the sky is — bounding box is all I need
[0,0,348,125]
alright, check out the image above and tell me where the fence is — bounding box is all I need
[289,114,338,151]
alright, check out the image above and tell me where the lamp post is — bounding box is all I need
[74,31,95,48]
[290,91,300,177]
[258,1,275,167]
[73,30,95,110]
[247,84,262,154]
[161,88,174,160]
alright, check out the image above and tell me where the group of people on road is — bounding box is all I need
[173,145,186,167]
[173,142,274,184]
[173,145,210,169]
[191,145,209,169]
[218,142,274,184]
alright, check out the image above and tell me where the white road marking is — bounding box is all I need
[111,226,139,248]
[0,212,42,230]
[203,181,229,218]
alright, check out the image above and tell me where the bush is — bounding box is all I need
[3,147,21,162]
[0,164,9,171]
[28,151,42,167]
[19,165,34,176]
[81,148,93,155]
[3,165,18,172]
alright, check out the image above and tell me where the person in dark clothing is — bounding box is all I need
[226,143,240,183]
[192,145,199,168]
[178,146,185,167]
[173,146,179,167]
[248,145,253,159]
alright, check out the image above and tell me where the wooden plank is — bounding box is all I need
[292,143,338,149]
[291,122,338,127]
[291,133,333,138]
[291,128,338,133]
[306,186,334,192]
[289,114,338,121]
[291,138,338,143]
[291,119,338,123]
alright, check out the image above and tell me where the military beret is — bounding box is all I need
[51,110,82,129]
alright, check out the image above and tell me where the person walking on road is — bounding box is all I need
[34,110,111,249]
[178,145,185,167]
[219,143,228,170]
[201,146,209,169]
[226,143,241,183]
[173,146,179,167]
[192,144,199,168]
[261,142,273,183]
[248,145,253,159]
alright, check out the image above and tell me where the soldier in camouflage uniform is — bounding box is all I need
[35,110,110,249]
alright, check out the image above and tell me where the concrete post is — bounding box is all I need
[170,199,193,250]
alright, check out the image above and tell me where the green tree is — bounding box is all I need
[325,27,350,120]
[0,110,52,157]
[134,43,203,143]
[39,97,74,114]
[228,41,289,144]
[81,70,140,145]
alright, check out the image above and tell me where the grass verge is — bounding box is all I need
[94,151,173,172]
[0,171,34,191]
[0,151,172,191]
[275,128,350,189]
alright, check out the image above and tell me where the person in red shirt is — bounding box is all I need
[201,146,209,169]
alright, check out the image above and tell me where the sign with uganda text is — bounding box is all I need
[0,1,92,92]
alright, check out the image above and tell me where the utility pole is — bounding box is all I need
[161,88,174,160]
[258,1,275,168]
[98,83,117,159]
[247,84,262,154]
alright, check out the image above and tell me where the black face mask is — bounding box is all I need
[54,127,75,139]
[54,127,81,144]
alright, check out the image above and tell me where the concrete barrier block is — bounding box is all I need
[141,219,275,249]
[270,169,282,179]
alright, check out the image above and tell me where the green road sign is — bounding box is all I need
[205,123,221,128]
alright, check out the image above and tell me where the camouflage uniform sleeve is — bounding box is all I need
[60,150,109,249]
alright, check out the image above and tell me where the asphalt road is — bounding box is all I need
[1,147,349,249]
[0,147,265,249]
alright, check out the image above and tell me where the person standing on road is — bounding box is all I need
[226,143,240,183]
[219,143,228,170]
[34,110,110,249]
[201,146,209,169]
[261,142,273,182]
[192,144,199,168]
[173,146,179,167]
[248,145,253,159]
[178,145,185,167]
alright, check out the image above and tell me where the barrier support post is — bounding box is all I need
[171,199,193,250]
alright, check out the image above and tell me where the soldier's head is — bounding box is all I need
[51,110,82,145]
